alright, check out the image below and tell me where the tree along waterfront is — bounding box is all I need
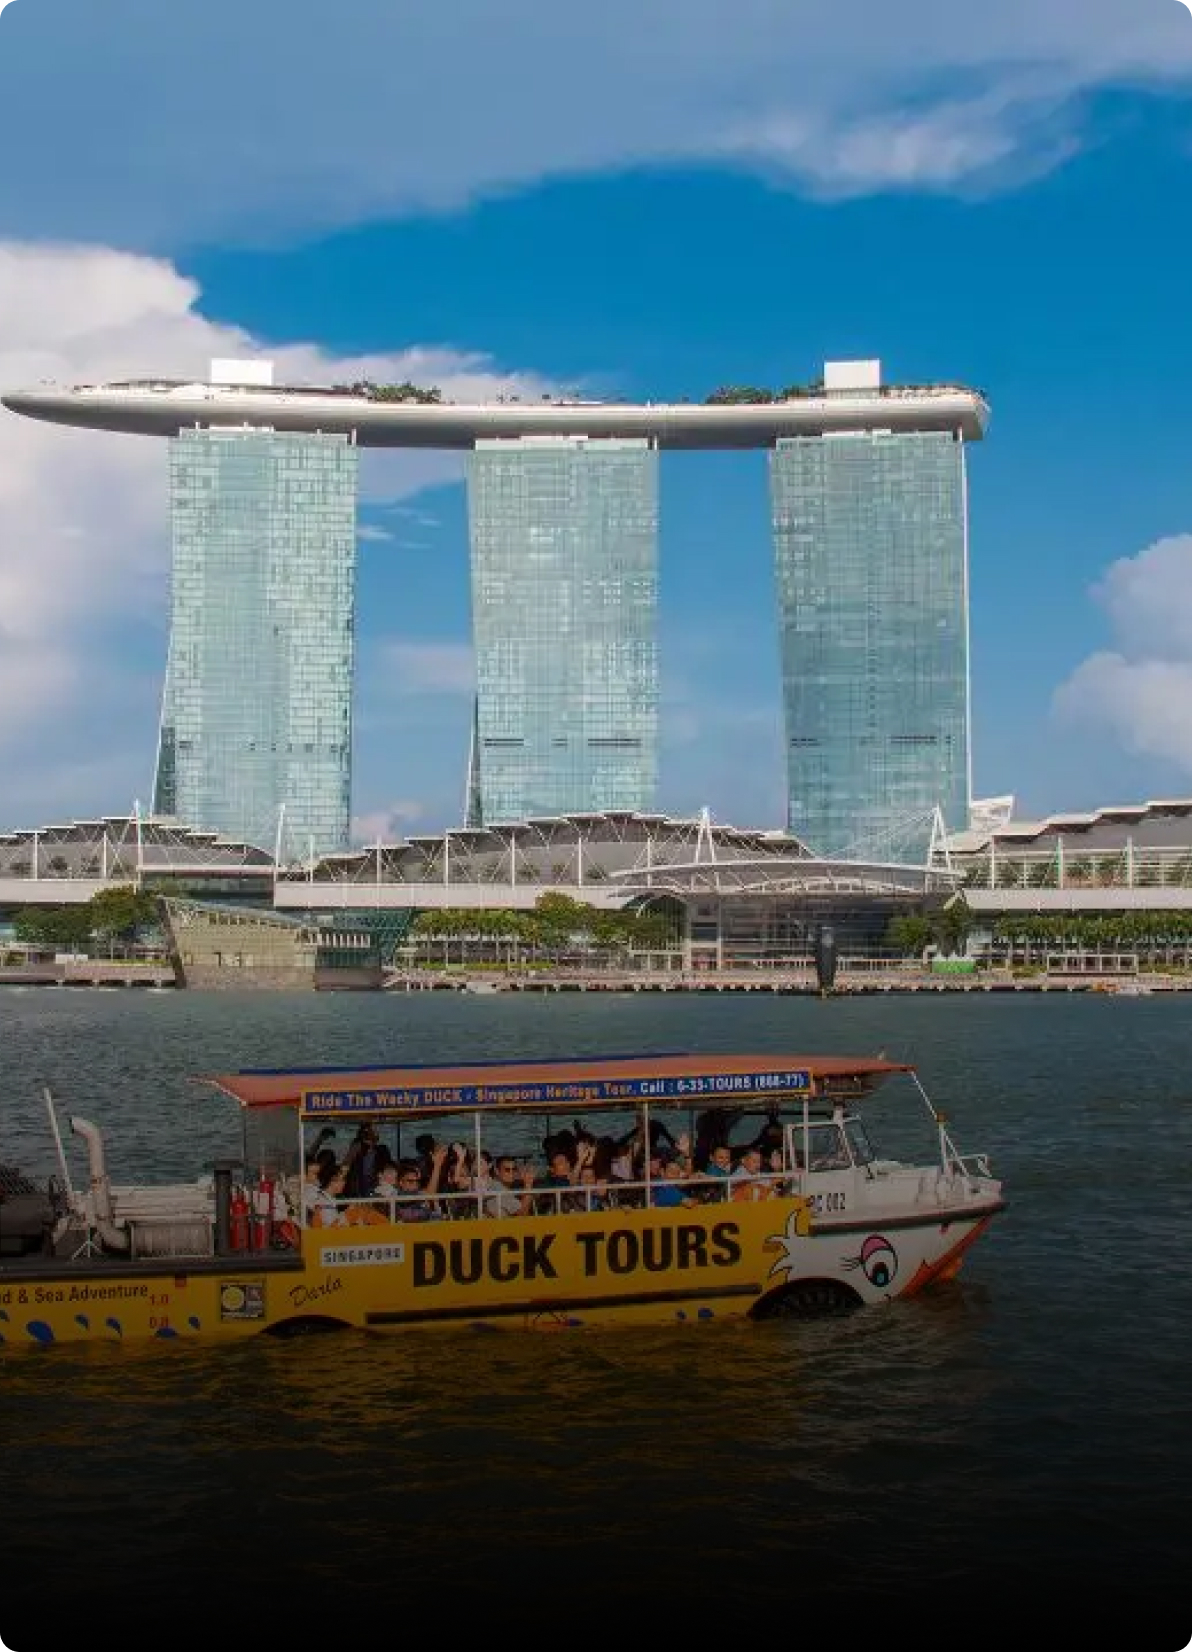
[4,885,161,957]
[403,892,680,969]
[886,905,1192,972]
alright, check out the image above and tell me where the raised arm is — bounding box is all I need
[425,1143,450,1197]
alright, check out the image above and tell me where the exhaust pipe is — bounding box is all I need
[69,1116,130,1252]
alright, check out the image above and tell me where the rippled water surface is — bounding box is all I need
[3,989,1191,1645]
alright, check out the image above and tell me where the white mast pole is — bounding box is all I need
[44,1088,76,1204]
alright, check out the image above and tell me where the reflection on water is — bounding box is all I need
[4,990,1192,1639]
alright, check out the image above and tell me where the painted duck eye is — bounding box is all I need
[859,1236,897,1288]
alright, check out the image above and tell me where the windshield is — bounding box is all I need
[804,1122,851,1172]
[844,1117,875,1167]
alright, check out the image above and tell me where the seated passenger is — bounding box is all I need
[703,1144,733,1179]
[393,1145,448,1222]
[413,1133,440,1182]
[301,1160,323,1216]
[443,1142,481,1219]
[573,1164,612,1211]
[559,1139,600,1212]
[374,1162,403,1212]
[730,1146,775,1201]
[343,1121,383,1199]
[694,1106,731,1171]
[478,1156,537,1218]
[649,1158,698,1209]
[534,1149,579,1214]
[309,1165,350,1227]
[608,1139,639,1186]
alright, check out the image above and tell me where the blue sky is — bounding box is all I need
[0,0,1190,841]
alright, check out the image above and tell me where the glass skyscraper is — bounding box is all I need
[770,429,970,863]
[153,428,358,857]
[465,436,659,823]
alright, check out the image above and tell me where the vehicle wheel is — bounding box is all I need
[751,1279,862,1320]
[264,1314,351,1339]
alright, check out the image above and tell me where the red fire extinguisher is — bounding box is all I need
[251,1171,274,1252]
[229,1184,250,1252]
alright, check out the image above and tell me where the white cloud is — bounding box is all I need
[0,241,550,823]
[380,641,476,696]
[719,78,1083,196]
[1052,535,1192,774]
[0,0,1187,248]
[351,802,426,845]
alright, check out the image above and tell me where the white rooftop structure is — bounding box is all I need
[210,357,273,387]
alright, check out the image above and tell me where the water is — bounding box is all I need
[2,989,1190,1645]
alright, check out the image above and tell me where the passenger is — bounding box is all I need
[374,1161,403,1215]
[311,1147,337,1178]
[573,1163,612,1211]
[305,1124,337,1166]
[478,1155,536,1218]
[649,1158,698,1209]
[393,1144,449,1222]
[444,1142,480,1219]
[413,1133,439,1182]
[534,1149,580,1215]
[560,1139,600,1212]
[650,1117,679,1156]
[590,1134,618,1181]
[749,1112,785,1160]
[571,1117,598,1155]
[343,1121,383,1200]
[693,1107,731,1171]
[608,1138,638,1186]
[309,1165,350,1227]
[730,1146,774,1202]
[703,1144,733,1180]
[301,1160,325,1222]
[543,1128,578,1167]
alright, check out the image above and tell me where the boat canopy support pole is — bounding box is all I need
[43,1087,76,1205]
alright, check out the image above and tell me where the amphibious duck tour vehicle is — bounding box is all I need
[0,1052,1005,1346]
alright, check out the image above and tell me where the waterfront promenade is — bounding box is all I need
[1,959,1188,995]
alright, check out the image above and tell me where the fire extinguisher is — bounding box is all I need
[251,1170,274,1251]
[229,1184,250,1252]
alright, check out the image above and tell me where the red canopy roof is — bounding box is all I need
[204,1052,912,1114]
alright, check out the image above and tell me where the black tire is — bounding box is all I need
[750,1279,862,1320]
[263,1314,352,1339]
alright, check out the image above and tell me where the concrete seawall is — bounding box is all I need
[0,962,177,988]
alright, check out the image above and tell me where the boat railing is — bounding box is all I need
[948,1150,993,1181]
[309,1169,798,1226]
[935,1120,993,1184]
[907,1070,994,1187]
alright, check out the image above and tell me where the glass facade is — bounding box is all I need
[465,437,659,823]
[153,429,358,857]
[770,430,970,862]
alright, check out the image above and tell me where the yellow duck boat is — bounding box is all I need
[0,1052,1006,1347]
